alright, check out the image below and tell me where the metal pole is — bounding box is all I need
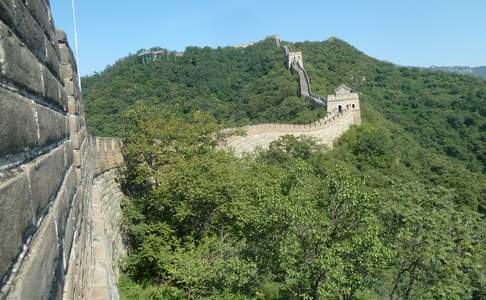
[71,0,82,92]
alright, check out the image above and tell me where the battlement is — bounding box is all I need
[91,137,124,172]
[224,85,361,155]
[288,51,303,68]
[327,84,360,115]
[221,40,362,155]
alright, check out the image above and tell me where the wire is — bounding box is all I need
[71,0,82,92]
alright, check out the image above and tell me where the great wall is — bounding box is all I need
[0,2,360,299]
[225,37,361,155]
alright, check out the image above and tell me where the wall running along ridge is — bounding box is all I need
[224,44,361,155]
[0,0,360,298]
[0,1,124,299]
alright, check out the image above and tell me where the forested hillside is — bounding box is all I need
[83,38,323,137]
[430,66,486,80]
[82,37,486,299]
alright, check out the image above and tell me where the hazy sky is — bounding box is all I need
[50,0,486,76]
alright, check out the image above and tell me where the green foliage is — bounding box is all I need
[83,38,323,137]
[238,161,389,299]
[298,38,486,174]
[430,66,486,80]
[84,37,486,299]
[118,110,485,299]
[382,183,485,299]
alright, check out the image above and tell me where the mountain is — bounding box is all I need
[82,39,323,137]
[83,38,486,299]
[430,66,486,79]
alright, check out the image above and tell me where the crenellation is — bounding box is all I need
[288,51,303,68]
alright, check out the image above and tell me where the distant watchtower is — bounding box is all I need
[138,49,166,64]
[288,51,303,68]
[327,84,361,124]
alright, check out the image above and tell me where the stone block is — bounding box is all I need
[35,104,67,148]
[75,167,82,186]
[68,115,80,134]
[45,38,61,79]
[78,114,85,129]
[65,140,73,168]
[0,171,34,282]
[73,150,81,168]
[28,144,66,219]
[58,43,76,67]
[63,78,77,99]
[0,20,43,96]
[0,0,16,27]
[0,0,60,78]
[78,100,85,116]
[53,166,76,242]
[0,88,38,158]
[9,212,62,300]
[0,0,47,67]
[67,96,77,114]
[42,65,67,110]
[61,63,75,83]
[63,192,80,266]
[80,126,88,146]
[22,0,55,41]
[71,130,81,150]
[55,29,67,45]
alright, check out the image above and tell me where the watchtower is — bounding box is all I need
[327,84,361,124]
[288,51,303,68]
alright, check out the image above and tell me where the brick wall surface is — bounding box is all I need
[224,108,360,155]
[0,1,96,299]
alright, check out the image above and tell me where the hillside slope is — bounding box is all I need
[83,37,486,298]
[430,66,486,79]
[83,37,486,212]
[83,38,323,137]
[294,38,486,174]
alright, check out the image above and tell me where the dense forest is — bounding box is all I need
[82,38,486,299]
[83,38,323,137]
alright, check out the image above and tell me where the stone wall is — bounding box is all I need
[90,137,125,300]
[284,45,326,107]
[288,51,303,68]
[224,105,360,155]
[0,2,125,299]
[327,84,360,114]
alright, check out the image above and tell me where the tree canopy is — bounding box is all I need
[82,37,486,299]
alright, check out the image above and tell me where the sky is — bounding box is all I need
[50,0,486,76]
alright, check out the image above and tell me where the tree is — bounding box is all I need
[238,161,390,299]
[382,183,486,299]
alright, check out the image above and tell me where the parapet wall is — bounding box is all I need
[92,137,124,172]
[89,137,125,300]
[0,1,119,299]
[225,108,360,155]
